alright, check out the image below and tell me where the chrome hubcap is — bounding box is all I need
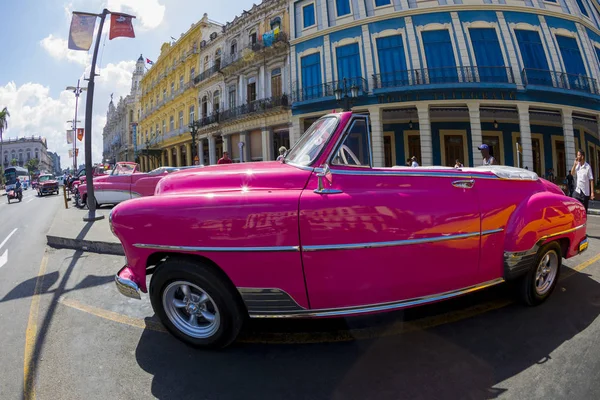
[535,251,558,296]
[162,281,220,339]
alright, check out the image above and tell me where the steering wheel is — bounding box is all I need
[340,144,362,166]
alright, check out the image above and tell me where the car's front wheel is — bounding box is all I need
[519,242,561,306]
[150,257,245,349]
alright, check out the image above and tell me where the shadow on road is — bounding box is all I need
[134,270,600,400]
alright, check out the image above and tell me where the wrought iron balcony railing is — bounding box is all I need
[219,94,290,123]
[522,68,598,95]
[194,64,221,85]
[372,66,515,90]
[220,31,289,69]
[292,77,368,103]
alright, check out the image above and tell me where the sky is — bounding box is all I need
[0,0,257,168]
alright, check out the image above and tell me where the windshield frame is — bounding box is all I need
[284,115,340,168]
[39,175,52,182]
[111,163,137,176]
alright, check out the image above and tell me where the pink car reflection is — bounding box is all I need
[110,111,588,349]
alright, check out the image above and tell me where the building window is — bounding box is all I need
[156,124,159,136]
[469,28,507,82]
[179,110,184,128]
[179,75,184,89]
[271,68,282,97]
[336,0,351,16]
[169,115,174,131]
[422,30,457,83]
[575,0,589,17]
[515,29,550,85]
[249,29,257,45]
[171,82,175,95]
[247,79,257,102]
[162,119,166,134]
[301,52,322,99]
[303,4,316,28]
[202,96,208,118]
[336,43,361,81]
[213,91,221,112]
[156,94,159,103]
[556,35,588,89]
[215,49,221,69]
[190,67,195,81]
[376,35,407,87]
[163,88,166,101]
[270,17,281,30]
[204,56,209,71]
[150,99,153,109]
[150,127,153,139]
[230,40,237,55]
[229,87,236,109]
[189,105,195,123]
[374,0,391,6]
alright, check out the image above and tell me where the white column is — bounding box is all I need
[399,0,409,10]
[288,1,296,40]
[223,134,231,154]
[367,106,385,167]
[259,65,266,99]
[198,138,205,165]
[167,147,173,166]
[240,131,250,162]
[416,104,433,166]
[175,146,182,167]
[323,35,333,83]
[468,103,482,168]
[451,13,471,68]
[539,16,562,72]
[404,17,421,70]
[262,127,274,161]
[238,75,245,105]
[497,12,523,86]
[562,109,576,171]
[208,135,217,165]
[290,115,302,146]
[290,47,297,95]
[361,26,375,88]
[357,0,366,18]
[517,104,534,170]
[320,0,329,29]
[185,143,192,166]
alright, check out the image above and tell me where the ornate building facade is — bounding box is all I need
[1,136,52,172]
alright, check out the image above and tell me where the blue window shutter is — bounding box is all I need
[575,0,589,17]
[556,35,591,91]
[336,0,352,16]
[422,30,458,83]
[515,29,551,86]
[374,0,391,5]
[469,28,508,83]
[301,53,322,100]
[336,43,362,85]
[376,35,408,87]
[303,4,315,28]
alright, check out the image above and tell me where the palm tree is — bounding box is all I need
[0,107,10,172]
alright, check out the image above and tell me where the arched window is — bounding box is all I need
[26,150,31,161]
[204,56,209,71]
[230,40,237,55]
[213,90,221,112]
[270,17,281,31]
[215,49,221,69]
[249,29,257,45]
[201,96,208,118]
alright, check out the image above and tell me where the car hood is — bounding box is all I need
[39,180,58,185]
[155,161,313,195]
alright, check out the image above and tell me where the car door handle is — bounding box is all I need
[452,179,475,189]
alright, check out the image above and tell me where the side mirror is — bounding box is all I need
[314,164,342,195]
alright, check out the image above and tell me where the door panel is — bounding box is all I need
[95,175,132,204]
[299,168,482,310]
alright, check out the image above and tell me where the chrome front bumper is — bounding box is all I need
[115,266,141,300]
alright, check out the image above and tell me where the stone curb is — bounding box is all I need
[588,209,600,216]
[46,235,125,256]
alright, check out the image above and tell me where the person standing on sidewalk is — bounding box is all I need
[571,149,595,212]
[566,171,575,197]
[217,151,233,165]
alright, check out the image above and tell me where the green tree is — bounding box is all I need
[25,158,39,179]
[10,158,17,166]
[0,107,9,171]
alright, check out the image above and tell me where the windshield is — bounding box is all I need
[285,116,339,166]
[112,163,136,176]
[39,175,51,182]
[4,170,16,185]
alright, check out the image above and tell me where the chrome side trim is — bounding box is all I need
[133,243,301,252]
[452,179,475,189]
[541,224,586,241]
[302,231,482,252]
[248,278,505,318]
[238,288,306,313]
[482,228,504,236]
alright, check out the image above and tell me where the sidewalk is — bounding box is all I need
[590,200,600,216]
[46,204,124,256]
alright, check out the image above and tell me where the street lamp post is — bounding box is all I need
[66,80,87,172]
[189,119,201,165]
[333,78,359,112]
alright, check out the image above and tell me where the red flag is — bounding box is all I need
[77,128,84,141]
[146,58,154,65]
[109,14,135,40]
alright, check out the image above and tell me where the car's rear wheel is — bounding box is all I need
[519,242,561,306]
[150,257,245,349]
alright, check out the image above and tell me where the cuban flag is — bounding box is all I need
[146,58,154,65]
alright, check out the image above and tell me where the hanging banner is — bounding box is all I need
[68,12,97,51]
[67,130,74,144]
[69,149,73,158]
[109,13,136,40]
[77,128,84,141]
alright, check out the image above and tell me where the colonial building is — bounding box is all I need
[137,14,223,171]
[1,136,52,172]
[48,152,61,175]
[102,55,144,163]
[289,0,600,184]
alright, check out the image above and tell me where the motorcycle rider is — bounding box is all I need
[14,178,23,199]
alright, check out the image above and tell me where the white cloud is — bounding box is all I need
[0,61,136,168]
[40,34,91,66]
[107,0,166,29]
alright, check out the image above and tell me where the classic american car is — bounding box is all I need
[109,111,588,349]
[77,162,183,208]
[37,174,59,196]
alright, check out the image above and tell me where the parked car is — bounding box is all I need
[109,111,588,349]
[77,162,181,208]
[37,174,59,196]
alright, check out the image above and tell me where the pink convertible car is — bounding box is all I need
[110,111,588,348]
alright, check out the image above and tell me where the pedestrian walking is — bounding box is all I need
[571,149,595,212]
[276,146,287,161]
[566,171,575,197]
[478,144,497,165]
[217,151,233,164]
[410,156,419,167]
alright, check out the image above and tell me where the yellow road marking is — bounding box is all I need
[23,252,48,400]
[55,251,600,345]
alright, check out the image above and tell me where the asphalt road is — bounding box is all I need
[2,194,600,399]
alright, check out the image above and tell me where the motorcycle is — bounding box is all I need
[7,189,23,204]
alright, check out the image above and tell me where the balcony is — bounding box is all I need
[194,65,221,85]
[221,31,289,70]
[522,68,599,95]
[292,77,368,103]
[219,94,290,123]
[371,66,515,91]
